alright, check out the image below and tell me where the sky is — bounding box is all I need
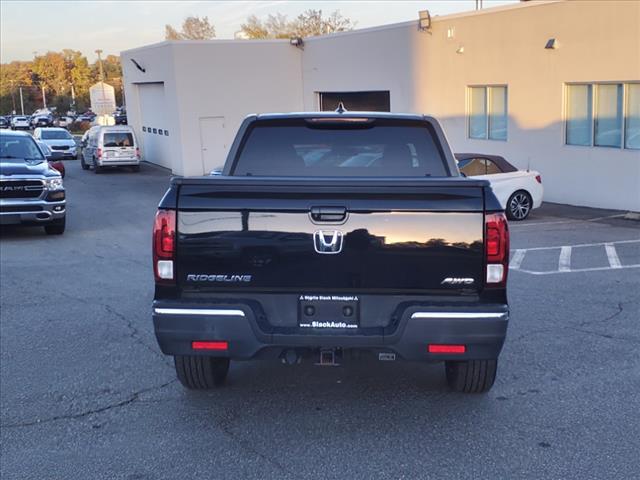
[0,0,517,62]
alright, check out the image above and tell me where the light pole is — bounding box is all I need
[70,83,76,112]
[95,49,106,115]
[9,81,16,113]
[95,49,105,82]
[41,84,47,109]
[19,87,24,115]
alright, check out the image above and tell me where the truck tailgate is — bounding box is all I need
[175,178,486,294]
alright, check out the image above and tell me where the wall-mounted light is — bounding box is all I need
[545,38,559,49]
[418,10,432,33]
[290,37,304,50]
[456,46,465,54]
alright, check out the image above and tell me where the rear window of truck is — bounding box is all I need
[232,118,448,177]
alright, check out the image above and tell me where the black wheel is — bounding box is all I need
[44,218,66,235]
[445,359,497,393]
[93,158,103,174]
[131,165,140,172]
[506,191,532,221]
[80,155,89,170]
[174,356,230,389]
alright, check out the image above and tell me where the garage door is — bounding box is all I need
[319,91,391,112]
[137,83,171,169]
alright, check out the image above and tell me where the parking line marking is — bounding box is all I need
[510,213,628,228]
[559,246,572,272]
[605,243,622,268]
[510,249,526,270]
[511,238,640,252]
[513,264,640,275]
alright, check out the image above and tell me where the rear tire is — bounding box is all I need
[80,155,89,170]
[445,359,497,393]
[44,218,66,235]
[93,158,103,174]
[174,356,230,389]
[506,190,532,221]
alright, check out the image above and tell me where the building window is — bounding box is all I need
[566,84,592,146]
[625,83,640,150]
[468,86,508,141]
[565,82,638,150]
[594,84,623,148]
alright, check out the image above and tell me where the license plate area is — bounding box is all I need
[298,295,359,330]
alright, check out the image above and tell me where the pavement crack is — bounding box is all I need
[565,325,639,344]
[1,379,176,429]
[56,291,171,367]
[102,303,171,367]
[578,302,624,327]
[213,409,294,475]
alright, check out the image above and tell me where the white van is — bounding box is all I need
[81,125,141,173]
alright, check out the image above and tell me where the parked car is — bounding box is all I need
[36,140,66,178]
[81,125,140,173]
[75,111,96,123]
[152,112,510,393]
[0,116,9,129]
[33,127,77,160]
[10,116,30,130]
[455,153,543,221]
[55,116,74,129]
[113,109,127,125]
[31,114,54,128]
[0,130,66,234]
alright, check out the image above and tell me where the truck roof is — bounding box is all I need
[253,111,429,122]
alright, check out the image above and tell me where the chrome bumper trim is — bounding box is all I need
[411,312,507,319]
[153,308,245,317]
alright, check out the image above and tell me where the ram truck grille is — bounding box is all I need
[0,180,44,199]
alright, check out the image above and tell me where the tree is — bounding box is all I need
[240,9,355,39]
[0,50,124,115]
[32,52,68,96]
[0,61,34,113]
[165,16,216,40]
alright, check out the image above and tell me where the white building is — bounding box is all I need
[122,0,640,211]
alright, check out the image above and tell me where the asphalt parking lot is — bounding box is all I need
[1,161,639,479]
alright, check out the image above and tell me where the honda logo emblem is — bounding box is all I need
[313,230,343,254]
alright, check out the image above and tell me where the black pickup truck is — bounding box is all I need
[152,112,510,393]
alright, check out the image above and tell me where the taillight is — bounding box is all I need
[535,174,542,184]
[96,148,102,159]
[153,209,176,284]
[485,212,509,287]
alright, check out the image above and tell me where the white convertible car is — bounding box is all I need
[456,153,543,221]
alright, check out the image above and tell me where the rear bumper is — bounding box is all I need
[97,158,139,167]
[153,302,509,361]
